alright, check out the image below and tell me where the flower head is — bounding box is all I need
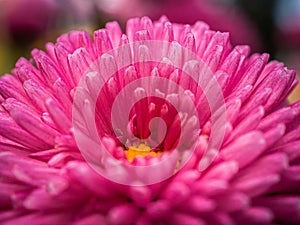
[0,16,300,225]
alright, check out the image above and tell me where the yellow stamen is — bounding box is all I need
[125,143,162,162]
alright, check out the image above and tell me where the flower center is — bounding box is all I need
[125,143,162,162]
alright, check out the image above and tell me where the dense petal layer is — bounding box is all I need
[0,16,299,225]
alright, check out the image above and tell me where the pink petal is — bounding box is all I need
[221,131,266,168]
[215,192,249,212]
[107,203,139,225]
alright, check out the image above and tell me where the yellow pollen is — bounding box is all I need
[203,134,209,140]
[125,143,162,162]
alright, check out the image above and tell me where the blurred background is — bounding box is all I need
[0,0,299,102]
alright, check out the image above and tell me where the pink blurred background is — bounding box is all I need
[0,0,299,102]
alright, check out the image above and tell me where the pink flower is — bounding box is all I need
[0,16,300,225]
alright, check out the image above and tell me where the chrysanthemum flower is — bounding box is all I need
[0,16,300,225]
